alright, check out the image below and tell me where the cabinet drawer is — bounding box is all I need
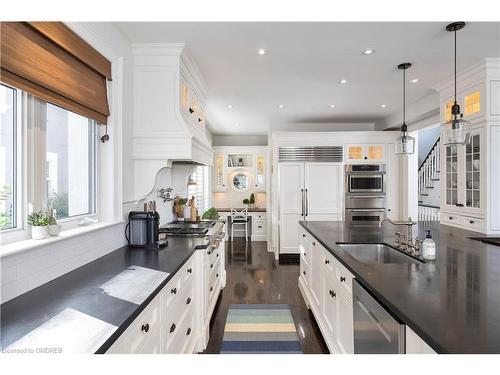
[441,213,463,226]
[109,293,161,353]
[253,222,266,233]
[463,216,484,231]
[253,214,266,221]
[163,281,195,350]
[165,303,195,353]
[336,261,354,296]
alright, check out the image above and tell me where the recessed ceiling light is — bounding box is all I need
[410,78,419,83]
[362,48,375,55]
[380,104,388,108]
[340,79,348,84]
[227,105,233,109]
[330,104,336,108]
[257,48,266,55]
[278,104,284,108]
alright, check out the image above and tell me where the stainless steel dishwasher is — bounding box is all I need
[353,279,405,353]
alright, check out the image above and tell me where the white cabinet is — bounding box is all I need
[345,144,386,163]
[279,162,343,254]
[298,227,354,354]
[251,213,267,241]
[405,327,436,354]
[440,126,485,231]
[107,244,225,354]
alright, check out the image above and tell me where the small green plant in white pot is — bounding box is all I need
[27,211,50,240]
[48,209,61,236]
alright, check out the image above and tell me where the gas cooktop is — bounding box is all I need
[159,221,215,237]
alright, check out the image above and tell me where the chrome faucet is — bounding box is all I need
[379,217,421,256]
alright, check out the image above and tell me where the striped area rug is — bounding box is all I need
[220,304,302,354]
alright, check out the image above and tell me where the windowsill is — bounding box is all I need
[0,221,125,259]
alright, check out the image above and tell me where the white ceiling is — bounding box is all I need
[115,22,500,135]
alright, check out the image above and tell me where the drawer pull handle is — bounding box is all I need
[470,220,474,224]
[216,273,219,278]
[304,253,306,257]
[187,268,193,274]
[449,217,453,220]
[329,290,336,298]
[186,328,192,336]
[325,259,330,265]
[312,242,316,246]
[141,324,150,333]
[210,286,214,292]
[186,297,192,305]
[302,234,306,238]
[340,276,346,283]
[303,270,306,275]
[189,107,194,114]
[171,288,177,294]
[170,323,176,333]
[210,264,214,269]
[216,253,219,258]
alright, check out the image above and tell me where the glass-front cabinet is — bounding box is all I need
[345,144,386,163]
[213,154,227,192]
[441,127,483,215]
[254,154,266,192]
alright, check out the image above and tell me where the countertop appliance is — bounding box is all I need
[345,164,387,225]
[126,211,164,248]
[353,279,405,353]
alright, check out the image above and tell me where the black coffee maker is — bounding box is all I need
[126,201,167,248]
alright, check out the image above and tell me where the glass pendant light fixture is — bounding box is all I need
[441,21,471,145]
[395,62,415,155]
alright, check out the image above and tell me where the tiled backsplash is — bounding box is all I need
[0,223,127,304]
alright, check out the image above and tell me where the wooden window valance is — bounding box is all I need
[0,22,111,124]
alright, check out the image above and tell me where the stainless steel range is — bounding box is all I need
[160,220,225,253]
[344,164,387,225]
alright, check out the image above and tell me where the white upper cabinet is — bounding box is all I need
[344,144,386,163]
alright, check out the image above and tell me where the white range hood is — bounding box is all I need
[131,43,213,198]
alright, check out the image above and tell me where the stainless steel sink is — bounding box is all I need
[336,243,424,264]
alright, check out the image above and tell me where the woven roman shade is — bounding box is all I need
[0,22,111,124]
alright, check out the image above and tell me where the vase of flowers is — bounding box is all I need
[27,211,50,240]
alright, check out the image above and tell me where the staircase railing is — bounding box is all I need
[418,137,440,198]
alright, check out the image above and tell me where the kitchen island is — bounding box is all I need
[299,220,500,354]
[1,234,224,354]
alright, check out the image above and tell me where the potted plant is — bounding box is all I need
[27,211,49,240]
[249,193,255,209]
[174,196,188,221]
[243,198,250,208]
[48,209,61,236]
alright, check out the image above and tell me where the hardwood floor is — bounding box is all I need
[204,239,328,354]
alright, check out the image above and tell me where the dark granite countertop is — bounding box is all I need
[299,221,500,354]
[0,236,208,354]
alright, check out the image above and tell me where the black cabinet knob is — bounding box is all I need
[210,264,214,269]
[470,220,474,224]
[302,234,306,238]
[449,217,453,220]
[189,107,194,114]
[186,297,191,305]
[325,259,330,265]
[216,273,219,278]
[170,323,176,333]
[216,253,219,257]
[186,328,192,336]
[312,242,316,246]
[141,324,149,333]
[303,270,306,275]
[210,286,214,292]
[198,118,202,122]
[187,268,192,274]
[304,253,306,257]
[340,276,346,282]
[171,288,177,294]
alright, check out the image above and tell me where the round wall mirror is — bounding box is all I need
[232,173,249,192]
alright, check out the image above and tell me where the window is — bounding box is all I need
[45,103,97,220]
[0,84,17,230]
[188,165,210,215]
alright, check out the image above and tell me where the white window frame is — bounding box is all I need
[0,90,100,245]
[187,165,211,215]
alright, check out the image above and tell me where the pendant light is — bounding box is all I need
[395,62,415,155]
[441,21,471,145]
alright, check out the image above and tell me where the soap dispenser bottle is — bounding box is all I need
[422,230,436,260]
